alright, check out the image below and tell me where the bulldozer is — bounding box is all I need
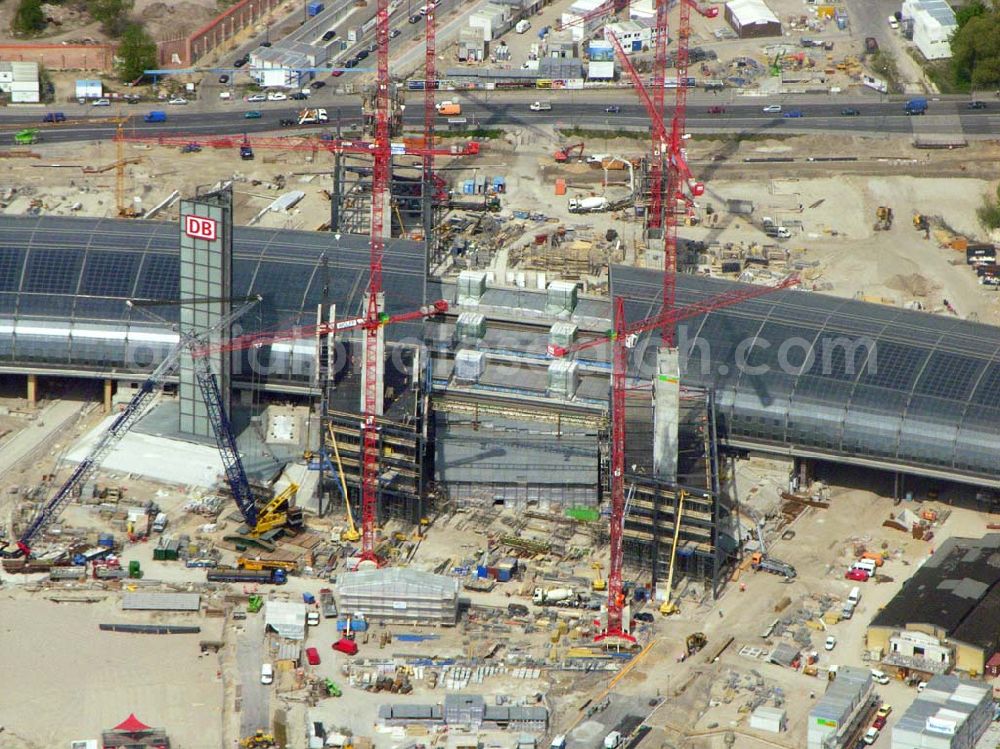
[686,632,708,656]
[873,206,893,231]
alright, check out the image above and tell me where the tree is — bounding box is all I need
[955,0,986,27]
[12,0,46,34]
[951,4,1000,89]
[87,0,133,36]
[116,22,156,83]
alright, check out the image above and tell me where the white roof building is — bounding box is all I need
[561,0,607,41]
[265,600,307,640]
[901,0,956,60]
[891,675,991,749]
[0,61,39,104]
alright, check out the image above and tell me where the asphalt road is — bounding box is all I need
[0,93,992,145]
[237,615,270,737]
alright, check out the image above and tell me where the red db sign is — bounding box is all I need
[184,215,218,241]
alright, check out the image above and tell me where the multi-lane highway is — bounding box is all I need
[0,92,992,144]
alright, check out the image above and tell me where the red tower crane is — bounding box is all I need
[424,0,437,234]
[550,274,800,643]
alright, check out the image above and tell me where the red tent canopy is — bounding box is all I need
[113,714,152,733]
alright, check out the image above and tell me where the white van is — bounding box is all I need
[887,15,899,28]
[550,737,567,749]
[261,663,274,684]
[516,19,531,33]
[848,586,862,607]
[870,669,890,684]
[219,91,232,100]
[854,558,878,575]
[604,732,622,749]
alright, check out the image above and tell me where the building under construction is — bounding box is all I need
[1,206,1000,591]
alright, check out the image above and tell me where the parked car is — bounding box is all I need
[409,13,422,22]
[307,610,320,626]
[322,29,337,41]
[305,647,321,665]
[968,100,987,109]
[181,143,202,153]
[344,58,359,68]
[356,49,370,60]
[872,716,887,730]
[845,567,870,581]
[841,107,860,116]
[234,57,248,68]
[266,91,287,101]
[604,105,620,113]
[168,97,188,105]
[219,74,230,84]
[246,93,267,102]
[330,69,344,77]
[824,635,837,651]
[245,110,262,119]
[390,28,401,37]
[917,680,927,692]
[863,727,880,745]
[260,663,274,684]
[260,40,272,47]
[312,81,326,89]
[783,109,803,118]
[42,112,66,123]
[290,92,308,100]
[634,611,655,623]
[762,104,781,113]
[708,105,725,114]
[93,98,111,106]
[876,705,892,719]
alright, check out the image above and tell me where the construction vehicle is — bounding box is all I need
[913,213,929,231]
[554,142,585,163]
[298,108,329,125]
[874,206,893,231]
[325,678,342,697]
[435,101,461,116]
[207,566,288,584]
[532,587,583,606]
[591,562,607,592]
[686,631,707,656]
[750,551,796,578]
[237,557,297,572]
[568,196,609,213]
[659,490,687,616]
[241,730,276,748]
[248,594,264,613]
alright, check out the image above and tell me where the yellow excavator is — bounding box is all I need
[250,483,301,536]
[660,491,688,616]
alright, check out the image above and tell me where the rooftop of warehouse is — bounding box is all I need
[893,675,989,738]
[870,535,1000,650]
[725,0,780,24]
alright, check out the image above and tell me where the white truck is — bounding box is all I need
[152,512,168,532]
[604,732,622,749]
[298,108,329,125]
[568,196,609,213]
[515,19,531,33]
[532,587,580,606]
[529,100,551,111]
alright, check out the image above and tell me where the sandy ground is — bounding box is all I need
[0,595,224,748]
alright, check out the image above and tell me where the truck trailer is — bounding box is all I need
[298,108,329,125]
[532,587,583,606]
[905,97,928,115]
[207,567,287,584]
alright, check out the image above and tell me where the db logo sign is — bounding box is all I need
[184,215,218,241]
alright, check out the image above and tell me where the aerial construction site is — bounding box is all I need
[2,0,1000,745]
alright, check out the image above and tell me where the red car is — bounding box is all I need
[845,567,870,581]
[872,716,887,730]
[330,70,344,77]
[708,106,726,114]
[305,647,321,666]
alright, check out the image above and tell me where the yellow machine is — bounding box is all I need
[241,730,276,748]
[913,212,929,231]
[659,491,688,616]
[591,561,607,592]
[250,482,301,536]
[327,423,361,542]
[237,557,297,572]
[874,205,893,231]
